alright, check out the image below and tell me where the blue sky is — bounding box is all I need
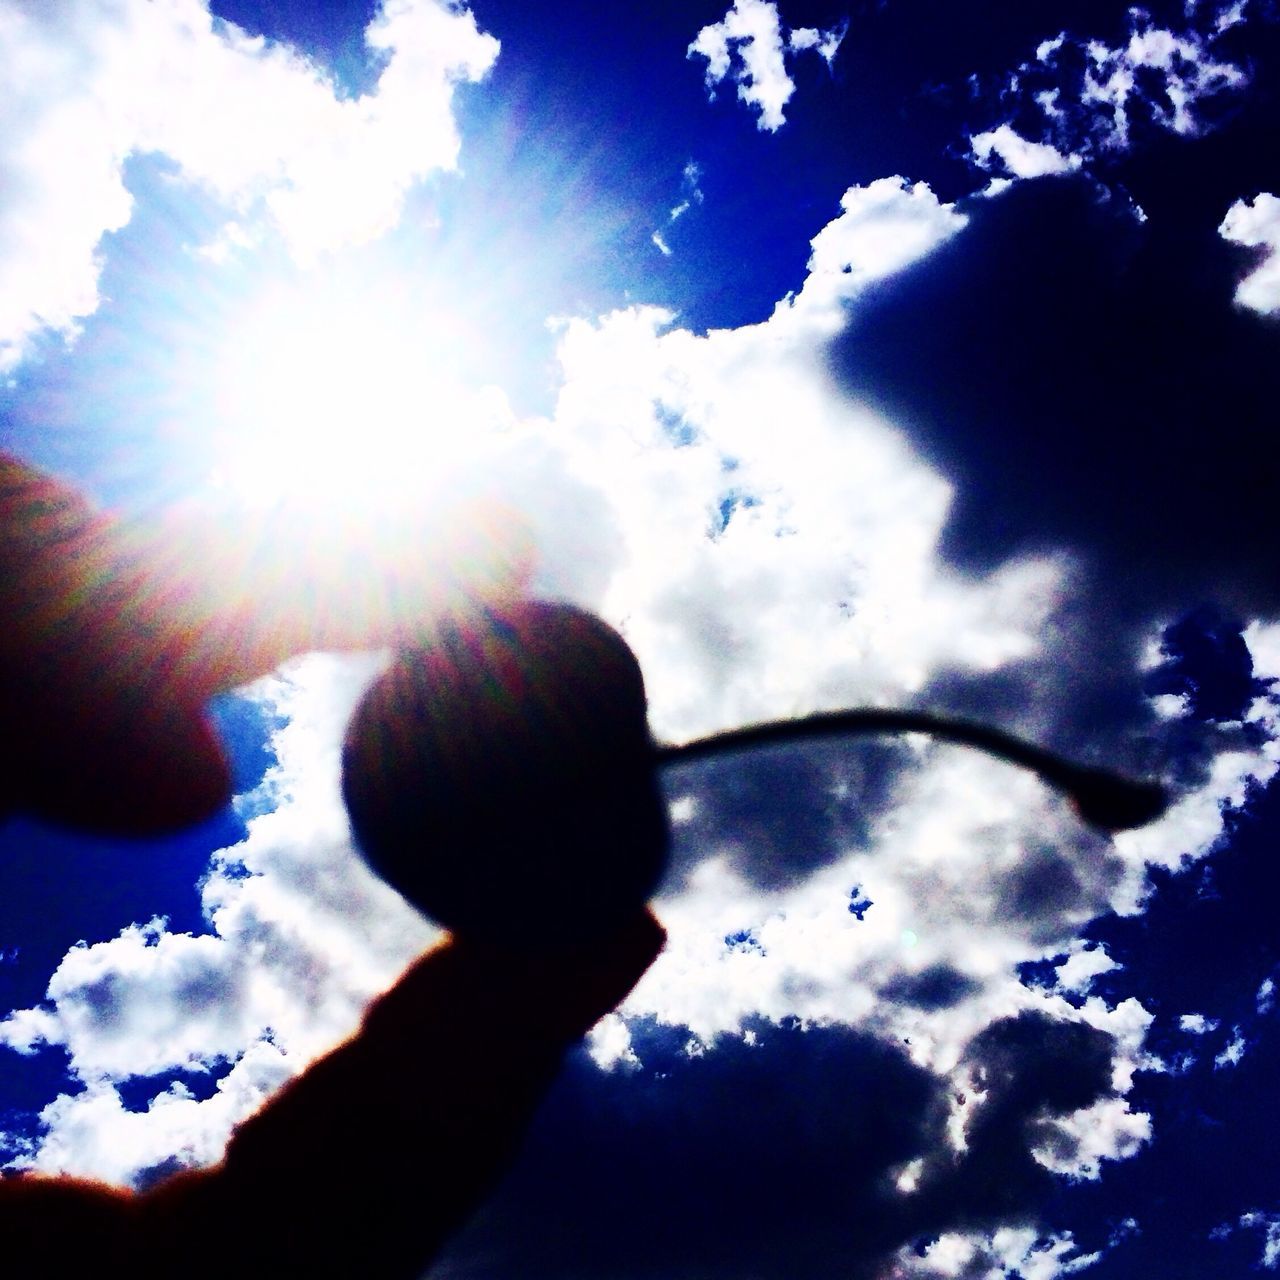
[2,0,1280,1275]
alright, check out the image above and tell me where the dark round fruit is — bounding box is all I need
[341,601,670,944]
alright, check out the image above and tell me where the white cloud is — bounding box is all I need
[1178,1012,1219,1034]
[1245,618,1280,683]
[1037,33,1067,63]
[1,173,1062,1185]
[969,9,1247,195]
[1214,1026,1248,1069]
[0,0,497,369]
[889,1227,1104,1279]
[1259,977,1276,1015]
[774,176,968,336]
[1236,1211,1280,1270]
[688,0,845,132]
[585,1012,639,1070]
[970,124,1080,179]
[2,654,434,1182]
[791,24,843,65]
[3,921,248,1080]
[1080,21,1245,147]
[1032,1095,1152,1180]
[1109,725,1279,913]
[1053,942,1119,996]
[21,1041,293,1184]
[1219,192,1280,314]
[651,160,704,256]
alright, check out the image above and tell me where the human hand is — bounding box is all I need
[0,452,530,833]
[0,453,665,1276]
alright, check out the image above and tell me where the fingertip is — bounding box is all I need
[16,702,233,837]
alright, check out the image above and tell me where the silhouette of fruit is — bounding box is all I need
[342,601,670,944]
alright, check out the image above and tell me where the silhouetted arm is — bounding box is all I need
[3,914,664,1278]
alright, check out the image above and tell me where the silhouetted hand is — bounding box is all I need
[0,453,665,1277]
[0,453,530,832]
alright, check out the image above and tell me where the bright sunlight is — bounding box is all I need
[210,270,515,511]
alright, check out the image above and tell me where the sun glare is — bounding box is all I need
[211,273,513,511]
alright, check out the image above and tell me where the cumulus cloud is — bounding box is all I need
[1178,1011,1220,1034]
[1231,1210,1280,1270]
[1031,1095,1152,1180]
[1214,1026,1248,1069]
[437,1012,1127,1280]
[688,0,845,132]
[16,1041,294,1186]
[1220,191,1280,313]
[0,0,497,369]
[887,1227,1103,1279]
[408,180,1278,1277]
[1077,20,1246,147]
[2,921,247,1080]
[1050,942,1119,996]
[775,176,969,335]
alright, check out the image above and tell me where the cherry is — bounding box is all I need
[342,601,1169,946]
[341,601,670,945]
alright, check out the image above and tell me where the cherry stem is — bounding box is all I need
[656,709,1168,833]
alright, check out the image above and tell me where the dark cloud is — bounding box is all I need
[823,23,1280,759]
[993,839,1116,942]
[914,603,1272,807]
[1144,604,1270,724]
[942,1011,1115,1214]
[827,131,1280,626]
[433,1009,1122,1280]
[662,740,911,890]
[434,1018,937,1280]
[879,964,981,1012]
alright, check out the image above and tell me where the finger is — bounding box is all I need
[0,454,532,833]
[436,907,669,1041]
[0,456,232,833]
[4,675,232,835]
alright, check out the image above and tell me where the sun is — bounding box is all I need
[162,263,536,655]
[210,269,513,512]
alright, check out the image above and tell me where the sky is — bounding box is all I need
[1,0,1279,1275]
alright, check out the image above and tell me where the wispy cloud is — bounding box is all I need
[966,6,1248,187]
